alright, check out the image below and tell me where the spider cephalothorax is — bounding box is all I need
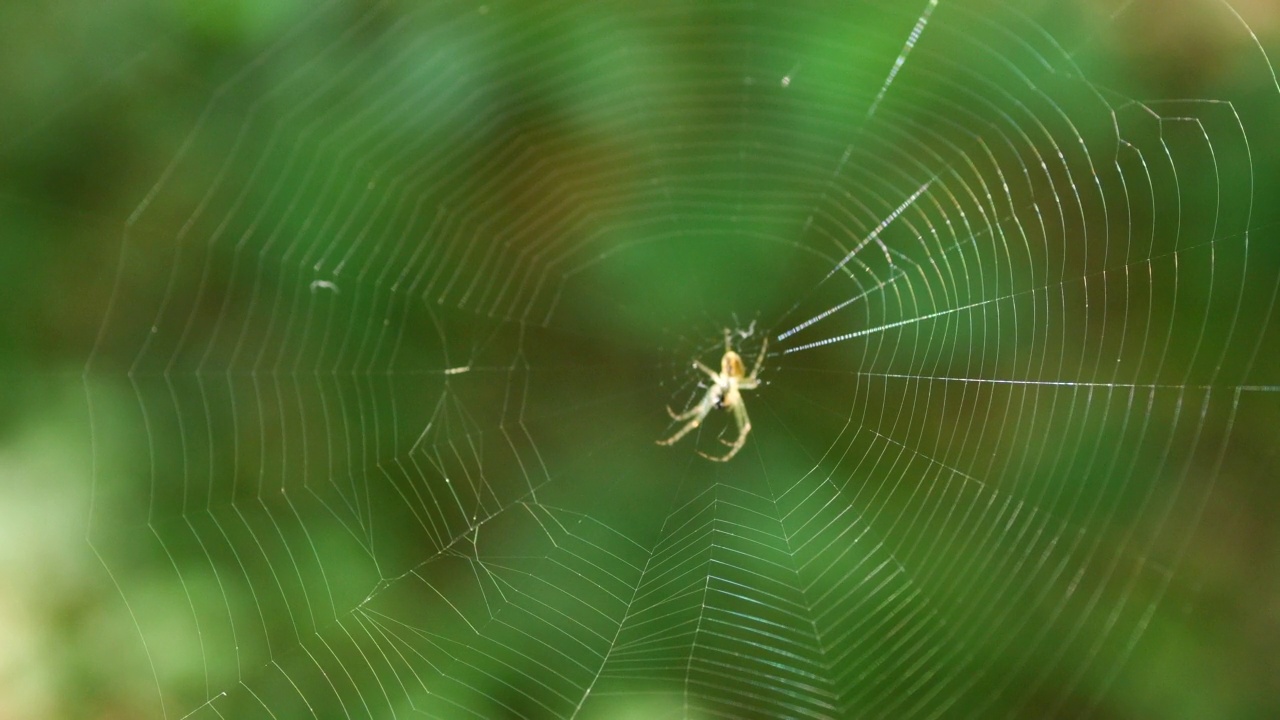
[657,329,767,462]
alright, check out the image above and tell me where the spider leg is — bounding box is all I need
[668,380,724,420]
[656,408,709,446]
[747,335,768,381]
[693,359,718,380]
[667,403,702,420]
[658,391,716,446]
[698,398,752,462]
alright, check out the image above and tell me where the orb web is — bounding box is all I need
[84,1,1280,718]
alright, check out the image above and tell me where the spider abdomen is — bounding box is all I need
[721,351,745,378]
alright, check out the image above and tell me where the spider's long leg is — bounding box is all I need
[748,336,768,380]
[667,403,702,421]
[693,360,718,380]
[656,409,708,446]
[700,399,752,462]
[659,391,717,445]
[669,382,723,420]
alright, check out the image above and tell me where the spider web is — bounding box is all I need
[83,0,1280,717]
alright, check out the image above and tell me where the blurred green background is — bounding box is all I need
[2,1,1278,718]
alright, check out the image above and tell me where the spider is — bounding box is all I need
[657,328,767,462]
